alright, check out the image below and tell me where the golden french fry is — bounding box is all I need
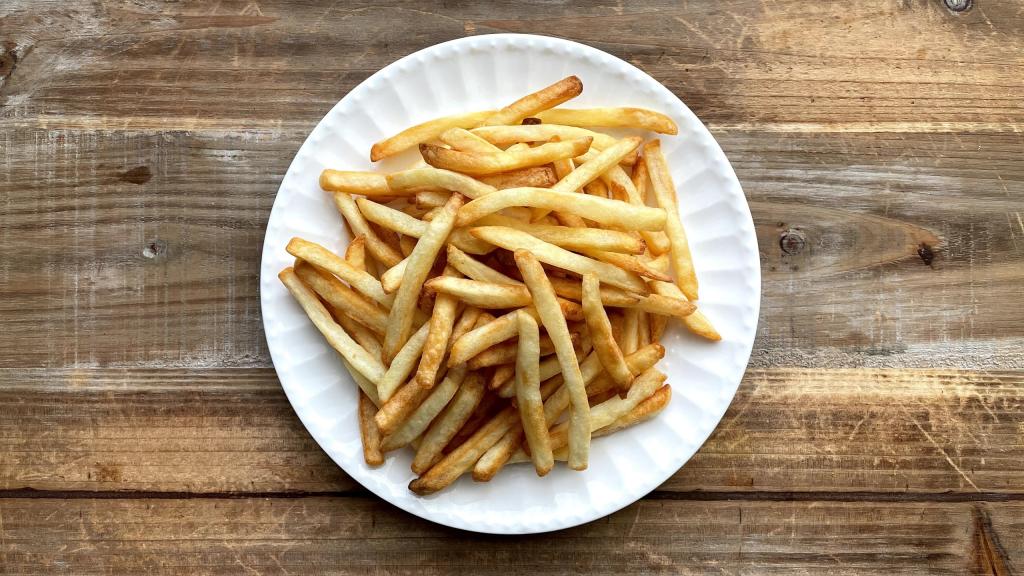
[632,293,697,319]
[467,331,566,370]
[631,155,650,203]
[332,304,383,362]
[449,306,483,349]
[644,139,698,300]
[344,235,367,271]
[377,321,431,402]
[446,244,520,285]
[470,226,648,293]
[420,137,592,176]
[371,110,495,161]
[580,249,672,282]
[535,107,678,134]
[448,309,528,366]
[638,311,653,347]
[380,256,407,294]
[383,194,462,363]
[416,267,460,390]
[398,234,416,257]
[550,137,642,197]
[515,310,553,476]
[489,363,515,391]
[375,377,430,436]
[478,166,558,190]
[342,357,380,408]
[286,238,394,308]
[471,124,623,155]
[621,309,640,355]
[358,391,384,466]
[320,170,395,196]
[515,250,590,470]
[279,267,385,384]
[479,76,583,126]
[387,167,497,199]
[381,366,468,452]
[545,277,639,307]
[582,274,634,391]
[440,127,505,155]
[356,197,493,256]
[475,214,644,254]
[496,376,516,399]
[647,255,720,341]
[585,179,609,198]
[411,373,486,474]
[294,261,388,335]
[458,188,666,233]
[331,192,405,268]
[415,190,451,208]
[426,276,532,309]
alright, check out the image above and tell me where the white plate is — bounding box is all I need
[260,34,760,534]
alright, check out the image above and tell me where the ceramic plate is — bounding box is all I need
[260,34,760,534]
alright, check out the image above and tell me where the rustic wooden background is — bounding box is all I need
[2,0,1023,574]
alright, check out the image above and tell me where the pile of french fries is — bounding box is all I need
[278,76,721,495]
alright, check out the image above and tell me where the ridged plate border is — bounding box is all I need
[260,34,760,534]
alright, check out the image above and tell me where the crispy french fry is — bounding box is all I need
[515,250,590,470]
[356,197,493,256]
[448,309,529,366]
[545,276,638,307]
[446,244,520,285]
[440,127,505,155]
[496,376,516,399]
[467,331,566,370]
[279,267,386,384]
[479,76,583,126]
[358,391,384,466]
[449,306,483,349]
[478,166,557,190]
[580,249,672,282]
[644,140,698,300]
[341,357,381,408]
[375,377,430,436]
[286,238,394,308]
[371,110,495,161]
[377,321,431,402]
[380,256,407,294]
[411,373,486,474]
[420,137,592,176]
[333,308,383,363]
[294,260,388,335]
[383,194,462,363]
[515,310,553,476]
[415,190,450,208]
[426,276,532,309]
[458,188,666,232]
[535,107,678,134]
[344,235,367,271]
[387,167,497,199]
[585,179,609,199]
[332,192,405,268]
[475,214,644,254]
[398,234,416,257]
[548,137,642,197]
[471,124,624,156]
[470,226,648,293]
[582,274,634,391]
[647,252,720,341]
[489,363,515,391]
[320,170,395,196]
[621,308,640,355]
[416,267,460,389]
[381,366,469,452]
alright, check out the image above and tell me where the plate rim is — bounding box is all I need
[259,32,761,534]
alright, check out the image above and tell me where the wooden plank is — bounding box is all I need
[1,1,1022,131]
[1,129,1020,368]
[0,496,1018,575]
[3,368,1021,495]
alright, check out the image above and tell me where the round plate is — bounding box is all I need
[260,34,760,534]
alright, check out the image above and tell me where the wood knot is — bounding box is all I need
[143,239,167,259]
[779,229,806,255]
[917,242,935,267]
[943,0,972,12]
[119,166,152,185]
[0,41,20,79]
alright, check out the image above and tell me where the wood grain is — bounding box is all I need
[0,496,1019,575]
[1,129,1020,368]
[3,368,1020,496]
[2,1,1022,130]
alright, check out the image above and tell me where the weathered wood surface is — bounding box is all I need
[1,497,1020,575]
[2,368,1021,496]
[1,0,1023,573]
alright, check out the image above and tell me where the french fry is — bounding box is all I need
[475,214,644,254]
[479,76,583,126]
[383,194,463,363]
[293,260,388,335]
[344,235,367,271]
[398,234,416,257]
[515,310,553,476]
[472,124,623,156]
[371,110,495,161]
[644,140,698,300]
[387,167,497,199]
[377,321,431,402]
[580,249,672,282]
[446,244,520,285]
[545,276,639,307]
[415,190,451,208]
[286,238,394,308]
[411,373,486,474]
[380,256,407,294]
[582,274,634,391]
[320,170,395,196]
[647,253,720,341]
[458,188,666,232]
[632,293,697,319]
[375,377,430,436]
[496,376,516,399]
[470,226,648,293]
[279,267,386,384]
[449,306,483,349]
[358,391,384,466]
[478,166,558,190]
[585,179,610,199]
[515,250,590,470]
[342,357,381,408]
[426,276,532,309]
[489,363,515,391]
[334,309,383,362]
[416,267,460,389]
[356,197,493,256]
[420,137,592,176]
[448,309,530,366]
[331,192,405,268]
[467,331,567,370]
[621,309,640,355]
[381,366,469,452]
[535,107,678,134]
[440,127,505,155]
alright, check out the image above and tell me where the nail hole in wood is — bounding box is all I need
[944,0,972,13]
[143,239,167,259]
[779,229,806,255]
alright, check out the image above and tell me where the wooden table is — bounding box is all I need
[2,1,1022,573]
